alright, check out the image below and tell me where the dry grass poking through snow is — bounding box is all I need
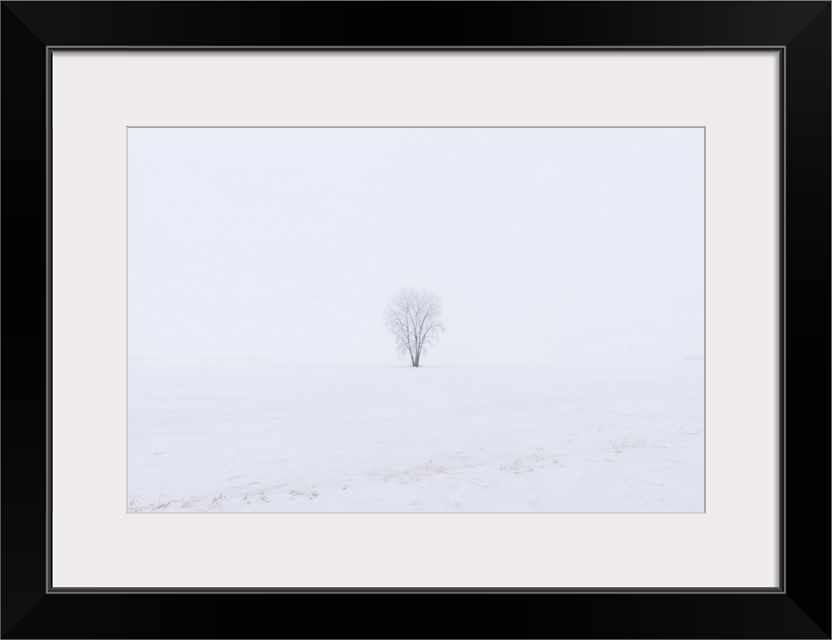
[500,447,564,474]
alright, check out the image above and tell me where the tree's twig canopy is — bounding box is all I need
[384,287,445,367]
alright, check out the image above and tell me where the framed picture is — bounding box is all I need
[3,2,829,638]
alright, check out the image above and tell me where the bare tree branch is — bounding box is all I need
[384,287,446,367]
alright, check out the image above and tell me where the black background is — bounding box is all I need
[2,2,829,638]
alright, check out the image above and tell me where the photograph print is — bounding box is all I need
[127,127,704,513]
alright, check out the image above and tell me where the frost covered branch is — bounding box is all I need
[384,287,445,367]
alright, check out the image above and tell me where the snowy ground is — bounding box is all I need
[127,361,704,513]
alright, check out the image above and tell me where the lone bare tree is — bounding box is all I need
[385,287,445,367]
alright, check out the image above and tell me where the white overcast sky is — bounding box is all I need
[128,127,704,365]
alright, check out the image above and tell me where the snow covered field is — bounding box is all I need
[127,360,704,513]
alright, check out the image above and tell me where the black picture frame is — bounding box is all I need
[2,2,829,638]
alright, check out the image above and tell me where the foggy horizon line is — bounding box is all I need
[127,356,705,365]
